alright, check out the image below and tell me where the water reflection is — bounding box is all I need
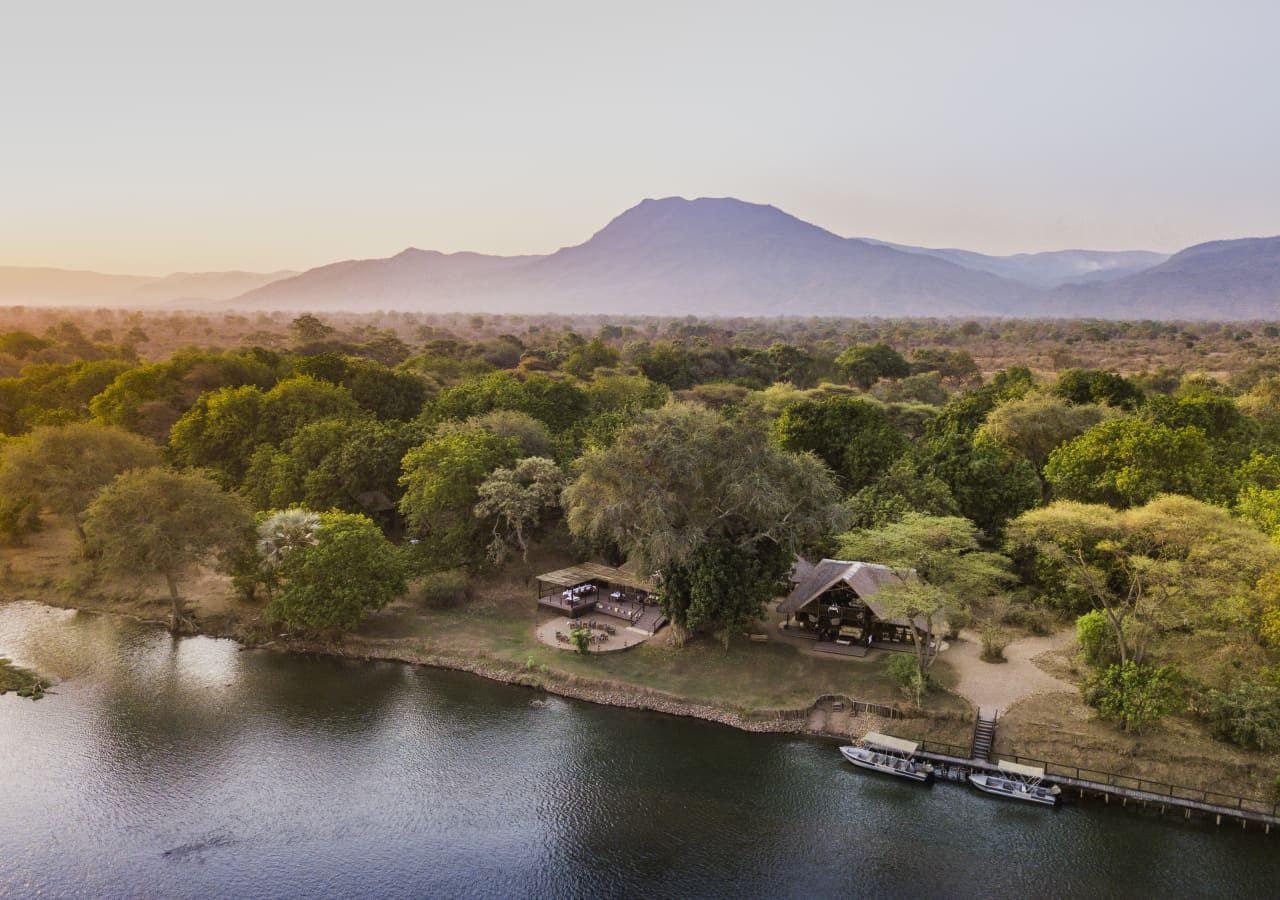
[1,600,1279,900]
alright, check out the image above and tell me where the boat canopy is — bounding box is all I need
[861,732,919,754]
[998,760,1046,779]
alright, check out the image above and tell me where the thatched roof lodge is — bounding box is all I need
[779,559,946,649]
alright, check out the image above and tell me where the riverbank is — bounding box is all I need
[3,518,1278,802]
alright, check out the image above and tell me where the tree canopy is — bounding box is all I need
[0,422,161,544]
[565,403,844,640]
[83,468,253,626]
[267,511,406,633]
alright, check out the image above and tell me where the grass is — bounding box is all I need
[366,578,972,716]
[0,657,49,699]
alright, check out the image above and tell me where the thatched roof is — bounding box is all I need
[778,558,943,632]
[535,562,655,593]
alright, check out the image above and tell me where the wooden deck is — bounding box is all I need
[537,595,598,618]
[813,641,869,658]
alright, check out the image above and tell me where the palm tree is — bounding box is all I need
[257,509,321,593]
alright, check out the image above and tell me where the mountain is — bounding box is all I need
[128,270,297,304]
[0,266,155,306]
[1052,236,1280,319]
[234,197,1034,317]
[860,241,1169,289]
[0,266,294,307]
[234,249,534,310]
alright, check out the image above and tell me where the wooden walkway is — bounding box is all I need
[914,746,1280,832]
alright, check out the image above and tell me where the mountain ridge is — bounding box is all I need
[4,198,1278,319]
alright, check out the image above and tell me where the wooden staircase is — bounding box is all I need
[970,708,997,761]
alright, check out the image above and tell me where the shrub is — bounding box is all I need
[417,569,470,608]
[980,624,1009,663]
[1201,681,1280,751]
[1083,661,1181,733]
[570,627,591,655]
[1001,603,1055,636]
[886,653,925,707]
[0,494,40,542]
[1076,610,1119,666]
[945,606,971,639]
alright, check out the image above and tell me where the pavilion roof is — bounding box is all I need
[535,562,655,593]
[779,558,945,632]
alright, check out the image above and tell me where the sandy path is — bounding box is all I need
[944,627,1076,716]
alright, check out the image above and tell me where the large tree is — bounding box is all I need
[1007,496,1280,666]
[978,392,1112,499]
[837,514,1014,678]
[83,468,253,628]
[474,456,565,563]
[835,343,910,390]
[399,429,521,568]
[267,511,406,634]
[770,396,907,492]
[1044,418,1224,507]
[0,422,161,545]
[564,403,843,642]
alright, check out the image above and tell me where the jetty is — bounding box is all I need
[915,726,1280,833]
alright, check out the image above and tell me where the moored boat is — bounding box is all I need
[968,760,1061,806]
[839,732,935,784]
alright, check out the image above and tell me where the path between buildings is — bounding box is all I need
[944,627,1076,714]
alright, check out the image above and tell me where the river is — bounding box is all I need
[1,601,1277,899]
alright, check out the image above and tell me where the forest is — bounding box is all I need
[2,306,1280,770]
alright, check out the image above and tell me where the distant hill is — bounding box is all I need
[1052,236,1280,319]
[129,270,297,304]
[234,197,1034,317]
[8,200,1279,319]
[0,266,294,307]
[0,267,154,306]
[860,241,1169,289]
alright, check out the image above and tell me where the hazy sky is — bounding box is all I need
[4,1,1279,274]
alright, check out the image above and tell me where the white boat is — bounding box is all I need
[839,732,935,784]
[968,760,1061,806]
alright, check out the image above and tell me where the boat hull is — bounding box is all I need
[968,773,1060,806]
[839,746,934,784]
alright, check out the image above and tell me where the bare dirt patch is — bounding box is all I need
[940,627,1075,715]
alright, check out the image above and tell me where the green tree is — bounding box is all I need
[242,417,418,514]
[90,349,278,442]
[835,343,910,389]
[912,432,1041,535]
[771,397,907,491]
[564,403,843,642]
[562,338,621,379]
[267,511,406,633]
[83,468,253,628]
[1201,681,1280,751]
[1053,368,1144,410]
[0,422,161,546]
[1044,418,1223,507]
[399,429,521,568]
[1083,661,1180,733]
[289,314,335,345]
[474,456,564,563]
[1007,497,1280,666]
[845,458,961,528]
[837,514,1014,678]
[978,392,1111,496]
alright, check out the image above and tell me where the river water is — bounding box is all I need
[1,601,1277,899]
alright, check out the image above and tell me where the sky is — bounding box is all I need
[3,0,1279,274]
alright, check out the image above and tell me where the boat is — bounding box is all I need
[968,760,1061,806]
[839,732,935,784]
